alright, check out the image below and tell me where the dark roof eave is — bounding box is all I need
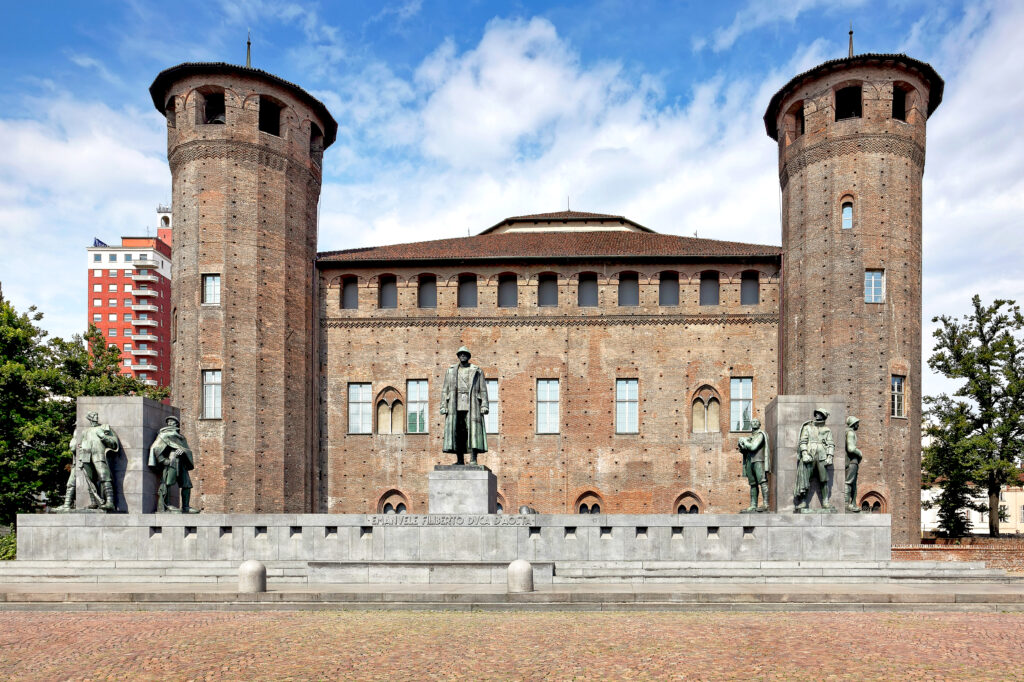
[149,62,338,147]
[315,252,782,268]
[763,53,944,140]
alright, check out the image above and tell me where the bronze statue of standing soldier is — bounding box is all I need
[440,346,489,465]
[845,416,863,512]
[738,417,771,512]
[794,408,835,513]
[54,411,120,512]
[148,416,199,513]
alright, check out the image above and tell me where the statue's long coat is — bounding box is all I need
[441,363,488,453]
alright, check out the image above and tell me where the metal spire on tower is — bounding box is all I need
[848,22,854,58]
[246,30,252,67]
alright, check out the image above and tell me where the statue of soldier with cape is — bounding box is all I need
[440,346,488,465]
[148,415,198,513]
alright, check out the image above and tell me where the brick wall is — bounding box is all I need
[318,261,780,514]
[893,543,1024,573]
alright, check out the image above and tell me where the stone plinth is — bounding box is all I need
[765,395,847,513]
[72,397,179,513]
[428,465,497,514]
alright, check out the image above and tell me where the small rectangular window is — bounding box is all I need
[700,271,719,306]
[108,269,117,277]
[659,272,679,306]
[123,328,132,336]
[124,254,132,262]
[537,379,560,434]
[93,299,101,307]
[892,87,907,122]
[93,254,101,262]
[485,379,498,433]
[730,377,753,431]
[93,284,101,292]
[124,359,132,367]
[107,328,116,337]
[378,275,397,309]
[123,313,132,321]
[341,278,358,310]
[578,273,598,307]
[108,253,117,262]
[865,270,884,303]
[537,273,557,306]
[258,97,282,136]
[417,275,437,308]
[740,271,760,305]
[124,284,132,292]
[123,343,131,351]
[108,313,117,322]
[92,314,101,322]
[202,274,221,304]
[108,284,117,292]
[202,370,222,419]
[458,274,477,308]
[616,379,639,434]
[618,272,639,306]
[891,375,906,418]
[124,299,131,307]
[348,383,372,433]
[407,380,428,433]
[835,85,862,120]
[92,269,101,277]
[108,299,117,307]
[497,274,518,308]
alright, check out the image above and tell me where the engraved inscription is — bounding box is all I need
[368,514,537,527]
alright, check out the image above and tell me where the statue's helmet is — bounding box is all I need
[846,416,860,427]
[165,416,180,427]
[86,411,99,423]
[456,345,472,359]
[813,408,829,421]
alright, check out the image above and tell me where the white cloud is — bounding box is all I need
[707,0,866,52]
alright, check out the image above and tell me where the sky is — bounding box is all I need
[0,0,1021,401]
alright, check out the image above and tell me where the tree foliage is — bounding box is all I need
[923,296,1024,536]
[0,295,168,526]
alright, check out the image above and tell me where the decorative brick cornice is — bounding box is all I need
[780,134,925,189]
[169,139,320,183]
[322,313,778,329]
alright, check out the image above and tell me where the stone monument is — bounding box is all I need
[428,346,498,513]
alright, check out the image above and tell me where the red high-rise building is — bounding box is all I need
[86,207,173,387]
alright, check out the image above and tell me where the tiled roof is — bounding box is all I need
[763,53,944,140]
[482,210,652,233]
[317,231,780,264]
[149,62,338,147]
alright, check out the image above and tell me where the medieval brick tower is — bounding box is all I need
[765,53,943,542]
[149,63,337,512]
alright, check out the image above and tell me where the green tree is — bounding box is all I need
[0,295,167,526]
[924,296,1024,536]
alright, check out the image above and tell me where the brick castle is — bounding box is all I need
[149,51,942,543]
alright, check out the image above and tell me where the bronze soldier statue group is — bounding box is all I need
[54,413,199,514]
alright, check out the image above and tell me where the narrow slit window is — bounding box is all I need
[578,273,598,307]
[309,123,324,166]
[378,275,397,309]
[891,375,906,418]
[740,271,759,305]
[659,272,679,306]
[202,370,222,419]
[729,378,752,432]
[537,273,557,307]
[618,272,639,306]
[348,383,372,434]
[537,379,560,434]
[699,271,719,306]
[485,379,498,433]
[842,201,854,230]
[497,274,518,308]
[615,379,639,434]
[407,380,428,433]
[892,86,908,122]
[458,275,477,308]
[417,275,437,308]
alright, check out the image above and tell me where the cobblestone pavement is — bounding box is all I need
[2,611,1022,680]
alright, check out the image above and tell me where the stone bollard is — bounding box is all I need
[238,559,267,593]
[507,559,534,593]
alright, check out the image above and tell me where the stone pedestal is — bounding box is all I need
[73,397,179,513]
[765,395,847,513]
[428,465,497,514]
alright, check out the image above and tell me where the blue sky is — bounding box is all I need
[0,0,1021,399]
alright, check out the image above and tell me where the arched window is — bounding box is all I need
[341,276,358,310]
[537,273,558,307]
[164,97,176,128]
[576,492,603,514]
[659,271,679,306]
[618,272,639,306]
[860,492,887,514]
[417,275,437,308]
[740,271,760,305]
[783,99,804,144]
[578,272,598,307]
[497,274,518,308]
[375,387,404,435]
[378,275,397,309]
[196,88,226,125]
[458,274,477,308]
[675,492,703,514]
[699,271,719,306]
[841,197,854,230]
[310,123,324,166]
[691,387,721,433]
[378,490,410,514]
[835,85,862,120]
[258,96,283,136]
